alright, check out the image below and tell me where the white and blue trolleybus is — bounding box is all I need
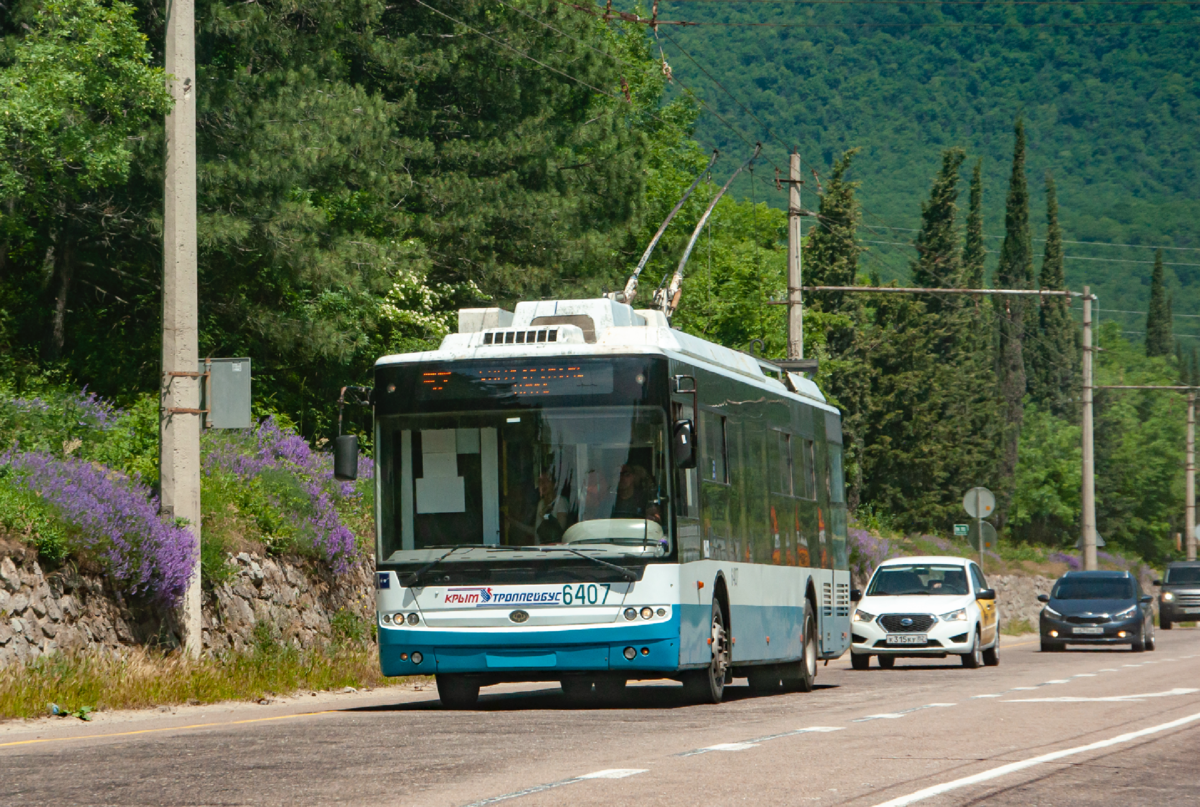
[339,298,851,708]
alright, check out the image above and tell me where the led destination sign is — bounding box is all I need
[418,363,615,399]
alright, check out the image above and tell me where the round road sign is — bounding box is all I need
[963,487,995,519]
[969,521,998,552]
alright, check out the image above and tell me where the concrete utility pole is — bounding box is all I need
[1189,392,1196,561]
[1081,287,1097,571]
[787,152,803,360]
[162,0,202,658]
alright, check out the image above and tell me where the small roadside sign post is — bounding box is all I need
[963,487,996,573]
[954,524,969,538]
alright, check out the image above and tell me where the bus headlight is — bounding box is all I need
[640,607,653,620]
[381,613,393,625]
[407,612,421,625]
[624,608,637,621]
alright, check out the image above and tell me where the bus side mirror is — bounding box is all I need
[334,434,359,481]
[673,420,696,469]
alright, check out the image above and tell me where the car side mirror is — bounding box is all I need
[333,434,359,481]
[1140,594,1152,604]
[850,588,863,603]
[1037,594,1050,603]
[1153,579,1163,586]
[673,419,696,469]
[977,588,996,601]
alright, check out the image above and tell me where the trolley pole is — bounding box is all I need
[1188,391,1196,561]
[787,152,803,360]
[161,0,203,658]
[1081,287,1097,571]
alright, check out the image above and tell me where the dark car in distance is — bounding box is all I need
[1155,561,1200,630]
[1039,571,1156,652]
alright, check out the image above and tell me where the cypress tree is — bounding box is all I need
[1191,346,1200,388]
[1029,174,1077,415]
[994,118,1034,525]
[1146,250,1173,357]
[911,148,966,314]
[962,160,986,290]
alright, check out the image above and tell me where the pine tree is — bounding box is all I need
[1028,174,1077,415]
[911,149,965,314]
[994,118,1034,525]
[1146,250,1173,357]
[962,160,986,290]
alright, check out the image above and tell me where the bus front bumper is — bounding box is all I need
[378,617,681,678]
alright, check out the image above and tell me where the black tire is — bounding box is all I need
[983,635,1000,667]
[594,676,627,704]
[561,678,593,701]
[683,598,730,704]
[436,674,480,710]
[1040,639,1063,653]
[1147,629,1156,651]
[851,653,871,671]
[962,632,983,668]
[877,655,895,669]
[1132,629,1147,652]
[1161,617,1172,631]
[783,605,819,693]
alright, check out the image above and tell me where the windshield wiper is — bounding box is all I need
[534,546,639,581]
[401,545,520,587]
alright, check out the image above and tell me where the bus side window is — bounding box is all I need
[701,410,727,484]
[794,438,816,500]
[828,444,845,504]
[770,431,793,496]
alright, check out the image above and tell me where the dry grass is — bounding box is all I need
[0,639,410,721]
[1001,618,1035,636]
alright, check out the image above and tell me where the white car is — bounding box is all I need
[850,556,999,670]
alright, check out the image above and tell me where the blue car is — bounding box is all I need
[1038,571,1156,653]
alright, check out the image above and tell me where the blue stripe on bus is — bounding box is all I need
[681,602,810,665]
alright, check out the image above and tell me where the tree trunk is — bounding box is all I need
[46,227,75,361]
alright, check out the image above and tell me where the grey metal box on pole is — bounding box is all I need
[198,358,252,429]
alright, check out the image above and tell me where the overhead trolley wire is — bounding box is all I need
[872,225,1200,253]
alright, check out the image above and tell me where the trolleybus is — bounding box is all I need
[337,298,852,707]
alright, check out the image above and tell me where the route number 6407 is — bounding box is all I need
[561,583,610,605]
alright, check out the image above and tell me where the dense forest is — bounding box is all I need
[659,0,1200,335]
[1,0,1196,567]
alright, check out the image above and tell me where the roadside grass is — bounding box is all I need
[0,636,416,721]
[1001,618,1034,636]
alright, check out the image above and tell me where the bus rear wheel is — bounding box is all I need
[783,606,818,692]
[683,598,729,704]
[436,674,480,710]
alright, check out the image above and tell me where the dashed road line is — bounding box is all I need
[676,726,843,757]
[1004,687,1199,703]
[460,769,647,807]
[853,704,955,723]
[870,710,1200,807]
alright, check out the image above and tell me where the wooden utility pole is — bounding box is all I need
[1081,287,1097,571]
[787,152,803,360]
[162,0,202,658]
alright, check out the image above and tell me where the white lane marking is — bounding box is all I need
[676,726,842,757]
[460,769,647,806]
[1039,679,1070,685]
[870,710,1200,807]
[1004,687,1199,704]
[971,694,1003,699]
[1098,668,1119,672]
[1070,673,1097,678]
[853,704,955,723]
[1010,686,1036,691]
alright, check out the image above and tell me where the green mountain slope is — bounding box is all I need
[657,1,1200,335]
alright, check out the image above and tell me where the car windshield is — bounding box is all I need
[866,564,970,596]
[1052,578,1134,600]
[377,405,669,563]
[1165,567,1200,585]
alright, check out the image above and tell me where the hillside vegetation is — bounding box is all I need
[660,1,1200,323]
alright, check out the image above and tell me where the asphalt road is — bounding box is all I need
[3,630,1199,806]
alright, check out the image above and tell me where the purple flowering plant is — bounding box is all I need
[0,451,195,605]
[848,527,902,582]
[202,418,371,573]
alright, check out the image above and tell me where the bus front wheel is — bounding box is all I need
[683,599,729,704]
[436,674,480,710]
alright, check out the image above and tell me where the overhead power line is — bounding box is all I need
[873,225,1200,253]
[861,237,1200,268]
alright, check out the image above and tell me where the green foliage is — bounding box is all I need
[961,161,985,290]
[1010,402,1082,545]
[1028,175,1077,416]
[1146,251,1174,357]
[0,480,69,563]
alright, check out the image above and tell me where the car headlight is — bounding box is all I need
[852,609,875,623]
[1162,592,1175,602]
[1043,606,1062,619]
[940,608,967,622]
[1114,605,1138,620]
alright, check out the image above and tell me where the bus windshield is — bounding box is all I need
[377,405,669,564]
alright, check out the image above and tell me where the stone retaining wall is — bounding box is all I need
[0,544,374,668]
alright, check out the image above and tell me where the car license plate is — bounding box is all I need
[1183,607,1200,614]
[1072,626,1104,635]
[886,634,927,645]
